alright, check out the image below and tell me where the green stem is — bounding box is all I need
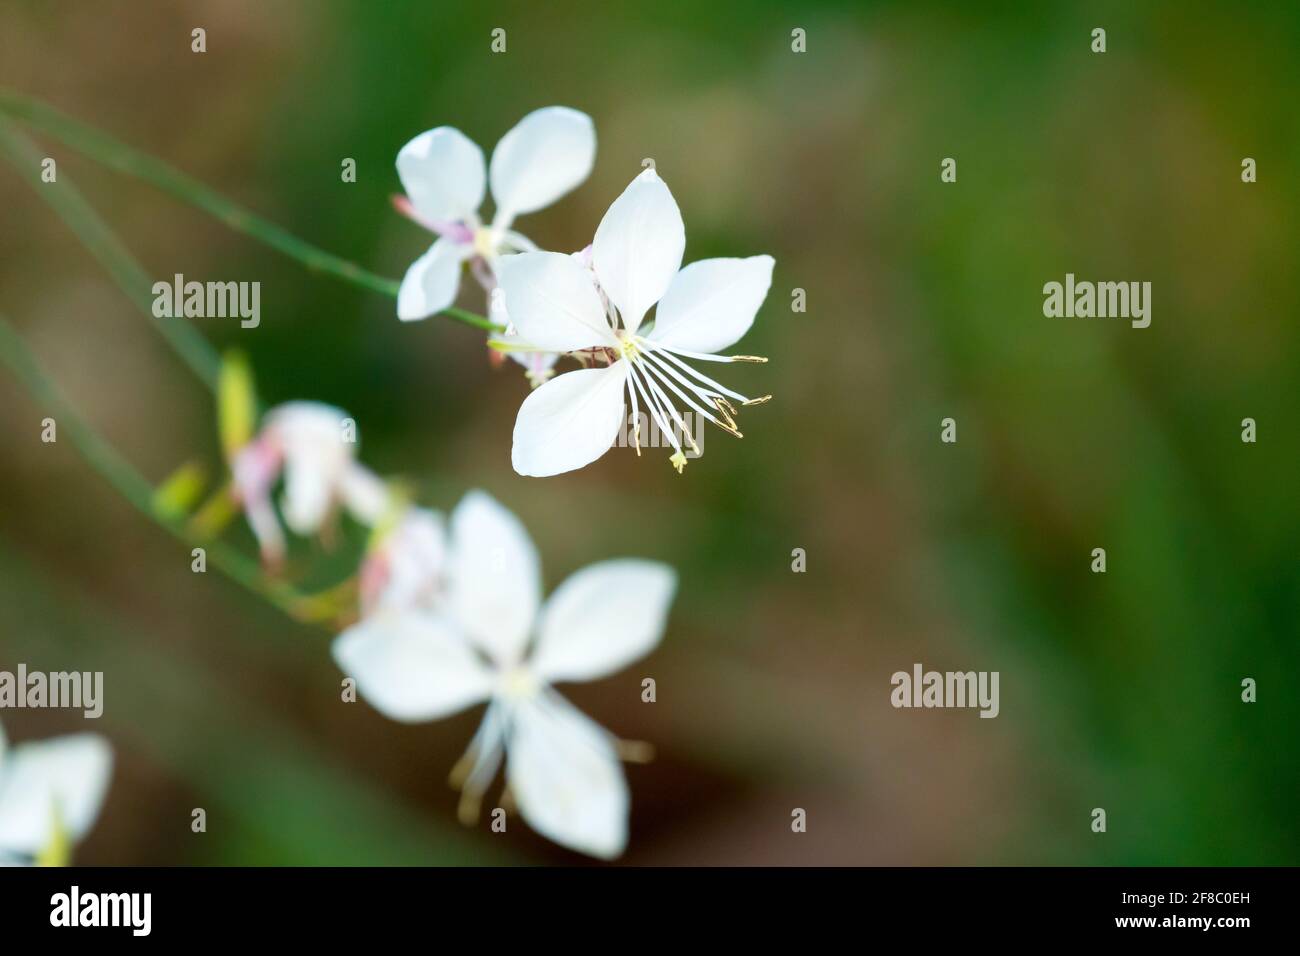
[0,312,315,623]
[0,88,500,333]
[0,118,222,388]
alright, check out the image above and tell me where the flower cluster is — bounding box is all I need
[201,107,775,858]
[20,106,771,865]
[225,392,673,858]
[394,110,776,477]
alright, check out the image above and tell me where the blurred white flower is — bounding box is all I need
[496,168,774,477]
[358,506,447,617]
[333,490,676,859]
[231,402,390,564]
[394,107,596,322]
[0,723,112,866]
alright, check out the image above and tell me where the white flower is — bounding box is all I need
[496,168,775,477]
[0,723,112,866]
[358,506,447,617]
[231,402,390,564]
[395,107,596,322]
[333,490,676,859]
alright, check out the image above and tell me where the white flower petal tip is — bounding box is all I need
[397,239,467,321]
[650,254,775,354]
[507,696,630,859]
[511,363,629,477]
[396,127,487,224]
[490,107,596,221]
[0,732,113,857]
[534,560,677,684]
[592,170,685,331]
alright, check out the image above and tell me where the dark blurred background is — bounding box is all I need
[0,0,1296,864]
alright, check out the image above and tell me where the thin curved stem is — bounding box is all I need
[0,88,500,333]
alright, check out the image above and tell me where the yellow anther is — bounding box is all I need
[472,227,496,260]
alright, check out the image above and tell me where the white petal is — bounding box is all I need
[231,438,286,562]
[489,106,595,222]
[0,734,112,855]
[397,238,468,321]
[506,693,628,859]
[532,560,676,684]
[340,464,390,526]
[495,251,615,352]
[268,402,354,534]
[244,494,286,565]
[363,508,447,616]
[282,466,333,534]
[332,612,494,722]
[648,255,774,354]
[396,127,486,224]
[592,168,685,332]
[447,490,542,666]
[511,363,628,478]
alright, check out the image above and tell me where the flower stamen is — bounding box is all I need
[639,354,739,439]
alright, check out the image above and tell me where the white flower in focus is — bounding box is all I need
[333,491,676,859]
[394,107,596,322]
[496,168,775,477]
[0,723,112,866]
[232,402,390,564]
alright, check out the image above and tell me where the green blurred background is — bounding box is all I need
[1,0,1296,864]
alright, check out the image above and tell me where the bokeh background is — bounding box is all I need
[1,0,1297,864]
